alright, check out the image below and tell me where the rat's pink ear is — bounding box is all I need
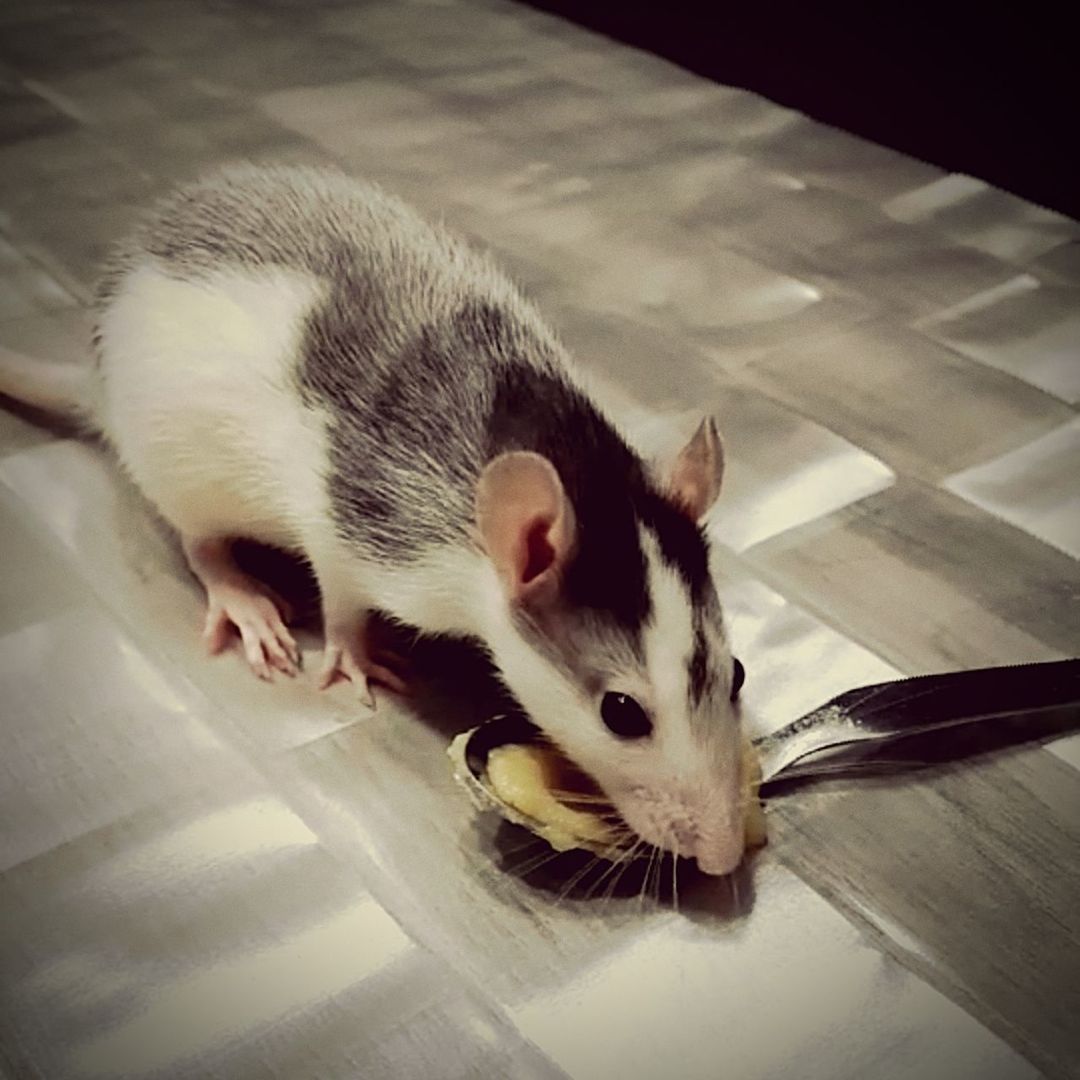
[475,452,576,604]
[668,417,724,521]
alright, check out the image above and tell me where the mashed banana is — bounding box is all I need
[485,743,617,848]
[484,736,768,852]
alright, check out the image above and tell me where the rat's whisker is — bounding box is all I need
[507,843,565,878]
[670,835,680,914]
[555,855,604,905]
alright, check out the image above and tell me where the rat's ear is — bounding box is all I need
[475,452,575,604]
[668,416,724,521]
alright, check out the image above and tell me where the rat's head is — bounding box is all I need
[476,416,749,876]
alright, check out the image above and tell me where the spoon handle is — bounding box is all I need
[754,658,1080,787]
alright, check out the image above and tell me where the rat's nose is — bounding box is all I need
[693,835,745,876]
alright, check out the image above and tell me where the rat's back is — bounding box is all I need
[92,164,565,556]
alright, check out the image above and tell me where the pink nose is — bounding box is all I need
[693,838,745,877]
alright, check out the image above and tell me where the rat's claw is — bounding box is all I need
[318,632,408,705]
[202,585,300,681]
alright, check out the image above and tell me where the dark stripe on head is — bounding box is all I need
[488,357,651,637]
[638,492,712,604]
[688,619,717,707]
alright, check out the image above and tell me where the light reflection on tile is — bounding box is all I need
[883,174,1080,263]
[511,862,1038,1080]
[916,275,1080,404]
[0,486,90,632]
[72,897,409,1077]
[943,418,1080,560]
[1030,239,1080,284]
[0,783,457,1080]
[716,569,902,736]
[805,220,1020,319]
[751,115,945,203]
[0,606,255,873]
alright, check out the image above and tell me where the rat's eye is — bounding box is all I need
[730,657,745,701]
[601,692,652,738]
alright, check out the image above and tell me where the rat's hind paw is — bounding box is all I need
[317,626,409,706]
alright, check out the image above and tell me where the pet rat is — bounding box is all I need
[0,164,748,875]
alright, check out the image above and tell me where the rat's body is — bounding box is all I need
[0,164,749,874]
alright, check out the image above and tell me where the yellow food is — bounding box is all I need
[484,735,768,853]
[485,743,617,848]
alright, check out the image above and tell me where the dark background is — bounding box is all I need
[523,4,1078,221]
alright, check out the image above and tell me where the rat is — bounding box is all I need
[0,163,749,875]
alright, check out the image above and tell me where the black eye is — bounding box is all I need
[730,658,745,701]
[601,692,652,738]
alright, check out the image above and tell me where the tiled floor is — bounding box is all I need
[0,2,1078,1078]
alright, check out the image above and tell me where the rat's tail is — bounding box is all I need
[0,344,98,432]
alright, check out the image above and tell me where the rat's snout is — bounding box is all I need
[615,783,748,877]
[692,833,747,877]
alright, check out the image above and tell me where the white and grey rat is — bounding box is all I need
[0,164,749,874]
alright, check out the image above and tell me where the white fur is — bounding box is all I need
[96,263,332,550]
[640,528,696,757]
[334,543,496,638]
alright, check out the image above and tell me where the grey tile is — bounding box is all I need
[510,220,877,369]
[89,0,254,59]
[0,486,91,636]
[0,405,52,459]
[566,150,805,237]
[260,76,484,160]
[322,0,545,75]
[96,108,331,186]
[916,274,1080,404]
[715,182,892,260]
[0,127,129,196]
[510,860,1040,1080]
[0,306,93,366]
[805,219,1021,319]
[0,605,259,873]
[0,312,93,454]
[0,236,80,320]
[0,69,79,143]
[466,77,623,141]
[884,174,1080,263]
[771,745,1080,1080]
[743,320,1074,480]
[1030,239,1080,285]
[0,781,446,1080]
[0,8,144,77]
[24,55,240,128]
[532,316,896,553]
[944,418,1080,560]
[750,114,945,203]
[179,30,394,95]
[747,481,1080,671]
[715,568,902,737]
